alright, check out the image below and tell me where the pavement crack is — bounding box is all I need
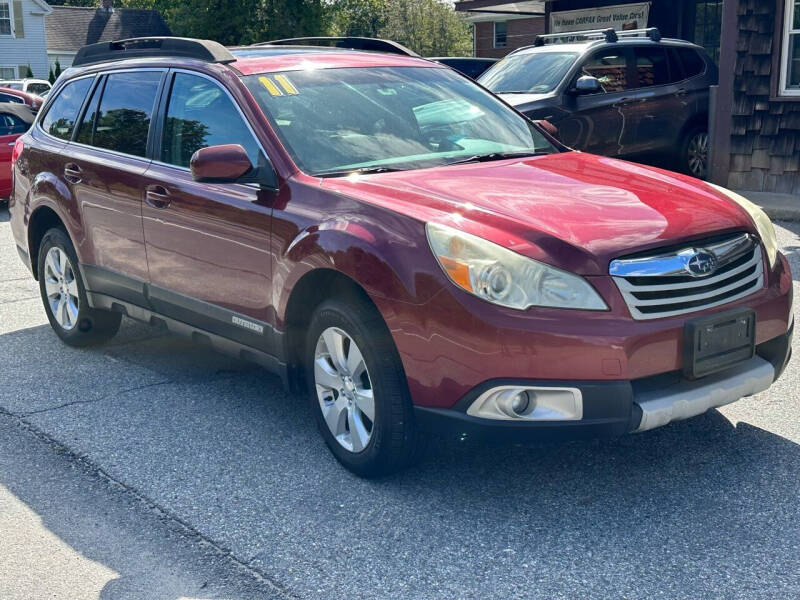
[20,380,175,416]
[0,407,300,600]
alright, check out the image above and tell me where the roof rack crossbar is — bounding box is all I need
[73,37,237,67]
[532,26,661,47]
[255,37,419,57]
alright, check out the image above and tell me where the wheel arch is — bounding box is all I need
[27,204,68,280]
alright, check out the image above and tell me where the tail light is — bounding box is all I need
[11,136,24,167]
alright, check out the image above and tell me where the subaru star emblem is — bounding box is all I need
[686,250,718,277]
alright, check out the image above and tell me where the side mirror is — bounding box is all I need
[571,75,601,95]
[534,119,559,139]
[191,144,253,183]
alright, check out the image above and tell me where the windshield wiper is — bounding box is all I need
[316,166,406,178]
[446,151,549,167]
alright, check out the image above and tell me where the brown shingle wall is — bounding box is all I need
[474,18,545,58]
[728,0,800,193]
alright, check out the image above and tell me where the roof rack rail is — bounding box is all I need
[255,37,420,57]
[73,37,237,67]
[531,26,661,47]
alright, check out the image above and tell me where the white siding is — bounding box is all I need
[0,0,49,79]
[48,51,75,72]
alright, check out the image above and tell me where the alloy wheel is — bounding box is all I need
[313,327,375,453]
[43,247,80,331]
[687,132,708,179]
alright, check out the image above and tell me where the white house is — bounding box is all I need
[0,0,51,80]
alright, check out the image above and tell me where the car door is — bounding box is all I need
[140,70,276,354]
[623,45,684,156]
[558,47,633,156]
[64,70,165,289]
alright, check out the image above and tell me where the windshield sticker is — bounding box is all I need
[274,74,299,95]
[259,76,284,96]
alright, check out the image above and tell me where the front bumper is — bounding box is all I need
[415,323,793,442]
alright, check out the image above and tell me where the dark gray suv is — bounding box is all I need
[479,28,718,179]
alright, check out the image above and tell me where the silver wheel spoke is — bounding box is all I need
[348,409,369,453]
[353,389,375,422]
[345,341,366,378]
[44,277,60,299]
[46,250,61,279]
[323,397,348,437]
[66,278,79,299]
[66,298,79,325]
[322,329,348,373]
[59,249,68,279]
[314,357,342,391]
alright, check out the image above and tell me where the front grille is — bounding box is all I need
[610,233,765,320]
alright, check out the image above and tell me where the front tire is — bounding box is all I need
[305,296,424,477]
[37,227,121,347]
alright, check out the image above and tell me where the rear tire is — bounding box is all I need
[305,295,425,477]
[679,126,709,179]
[37,227,121,347]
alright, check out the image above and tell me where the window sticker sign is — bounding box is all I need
[550,2,650,34]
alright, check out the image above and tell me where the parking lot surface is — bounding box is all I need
[1,205,798,599]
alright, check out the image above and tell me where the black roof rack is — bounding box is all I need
[531,26,661,48]
[256,37,420,57]
[73,37,237,67]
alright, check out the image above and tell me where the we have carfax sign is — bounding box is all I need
[550,2,650,33]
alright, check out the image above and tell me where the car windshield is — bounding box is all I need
[1,82,23,90]
[244,66,555,176]
[479,51,578,94]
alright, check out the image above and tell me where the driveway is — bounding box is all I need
[1,205,799,599]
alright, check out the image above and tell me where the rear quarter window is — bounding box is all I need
[677,48,706,79]
[40,77,94,141]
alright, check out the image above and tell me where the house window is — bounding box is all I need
[494,22,507,48]
[780,0,800,95]
[0,66,15,79]
[0,3,12,36]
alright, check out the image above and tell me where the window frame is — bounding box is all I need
[575,47,633,95]
[0,66,17,79]
[151,68,267,174]
[629,45,674,90]
[493,21,507,49]
[0,2,13,38]
[37,73,97,142]
[779,0,800,96]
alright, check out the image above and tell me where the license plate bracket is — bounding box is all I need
[683,308,756,379]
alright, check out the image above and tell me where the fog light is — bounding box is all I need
[467,386,582,421]
[510,391,531,415]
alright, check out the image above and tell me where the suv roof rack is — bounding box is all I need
[73,37,237,67]
[531,26,661,47]
[256,37,419,57]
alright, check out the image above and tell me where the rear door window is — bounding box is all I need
[0,114,28,135]
[677,48,705,78]
[40,77,93,140]
[93,71,163,158]
[631,47,672,87]
[0,92,23,104]
[580,49,630,93]
[160,72,260,168]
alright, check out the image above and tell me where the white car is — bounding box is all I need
[0,78,51,97]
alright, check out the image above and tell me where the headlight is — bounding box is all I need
[709,183,778,268]
[426,222,607,311]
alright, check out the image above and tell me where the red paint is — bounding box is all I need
[0,87,43,111]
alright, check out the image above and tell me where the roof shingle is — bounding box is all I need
[46,6,172,52]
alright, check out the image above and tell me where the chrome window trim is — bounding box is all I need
[37,73,99,140]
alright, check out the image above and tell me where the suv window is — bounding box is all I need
[676,48,705,79]
[580,50,629,93]
[0,92,23,104]
[0,113,28,135]
[161,72,260,168]
[40,77,93,141]
[27,83,50,96]
[75,77,104,146]
[93,71,162,158]
[632,47,671,87]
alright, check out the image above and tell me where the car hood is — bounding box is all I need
[319,152,755,276]
[497,92,552,106]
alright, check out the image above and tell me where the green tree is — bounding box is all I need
[329,0,387,38]
[24,65,34,78]
[379,0,472,56]
[48,66,56,84]
[54,59,62,80]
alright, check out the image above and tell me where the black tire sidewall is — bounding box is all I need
[37,228,119,345]
[305,298,413,477]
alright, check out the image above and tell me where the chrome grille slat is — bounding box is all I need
[610,234,765,320]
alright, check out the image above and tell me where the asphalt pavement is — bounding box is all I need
[1,205,798,599]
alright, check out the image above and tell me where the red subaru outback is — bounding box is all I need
[9,38,793,476]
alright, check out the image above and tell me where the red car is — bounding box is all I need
[0,103,34,199]
[0,87,44,112]
[8,38,793,476]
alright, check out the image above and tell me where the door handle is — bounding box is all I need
[63,163,82,184]
[7,141,15,147]
[145,185,171,209]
